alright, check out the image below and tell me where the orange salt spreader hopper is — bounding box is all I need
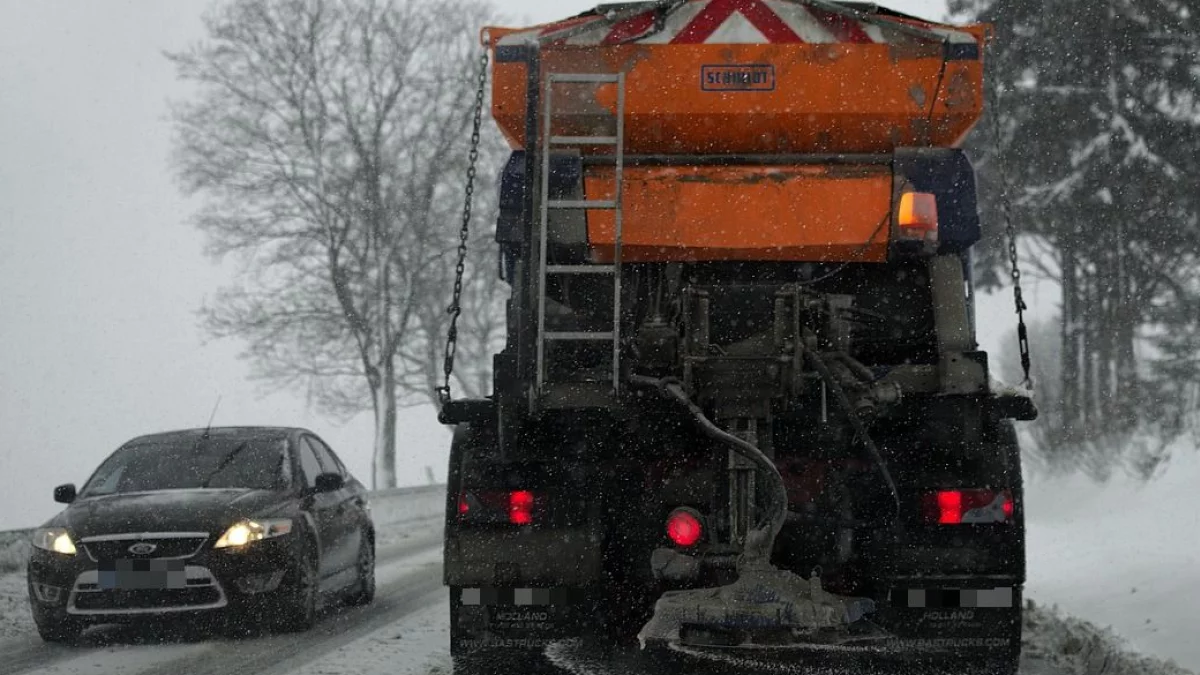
[484,1,990,264]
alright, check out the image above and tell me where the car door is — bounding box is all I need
[303,436,357,577]
[295,437,340,583]
[312,437,369,568]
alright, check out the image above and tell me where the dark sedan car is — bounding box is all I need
[27,426,375,642]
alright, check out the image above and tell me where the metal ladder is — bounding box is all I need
[535,72,626,398]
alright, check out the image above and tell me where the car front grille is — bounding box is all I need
[69,565,227,615]
[80,534,208,562]
[73,587,222,611]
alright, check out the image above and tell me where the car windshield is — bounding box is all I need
[80,435,288,497]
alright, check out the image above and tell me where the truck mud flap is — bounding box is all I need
[450,586,599,656]
[872,581,1023,663]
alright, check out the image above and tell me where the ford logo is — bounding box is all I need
[128,542,157,556]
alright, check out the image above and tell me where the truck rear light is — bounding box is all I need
[509,490,534,525]
[897,192,939,244]
[922,489,1014,525]
[666,507,703,547]
[457,490,540,525]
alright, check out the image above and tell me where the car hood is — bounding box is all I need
[53,489,290,538]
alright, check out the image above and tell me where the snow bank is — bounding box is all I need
[369,485,445,548]
[0,570,32,640]
[1023,600,1193,675]
[370,486,444,527]
[0,532,29,640]
[0,530,31,574]
[1025,442,1200,672]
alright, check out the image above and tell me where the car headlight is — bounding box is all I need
[32,528,77,555]
[214,519,293,549]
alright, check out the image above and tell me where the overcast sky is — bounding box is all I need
[0,0,1044,531]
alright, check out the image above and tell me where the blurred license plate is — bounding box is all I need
[98,559,187,590]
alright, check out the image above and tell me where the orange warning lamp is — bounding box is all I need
[897,192,939,244]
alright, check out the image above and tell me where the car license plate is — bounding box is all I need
[98,559,187,590]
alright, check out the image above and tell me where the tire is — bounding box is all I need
[34,616,84,643]
[277,542,319,632]
[345,532,375,607]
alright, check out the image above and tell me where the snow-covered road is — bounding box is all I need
[1025,446,1200,673]
[0,489,1193,675]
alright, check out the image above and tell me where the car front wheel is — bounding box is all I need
[277,542,319,632]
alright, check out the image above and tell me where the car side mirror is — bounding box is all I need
[54,483,77,504]
[314,473,344,493]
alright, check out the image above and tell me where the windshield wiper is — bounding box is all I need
[200,442,249,488]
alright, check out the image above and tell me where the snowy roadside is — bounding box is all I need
[371,487,445,549]
[0,570,32,640]
[1024,446,1200,672]
[1022,600,1193,675]
[0,530,32,574]
[0,529,33,639]
[370,486,444,528]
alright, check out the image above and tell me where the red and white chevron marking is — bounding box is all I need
[495,0,976,47]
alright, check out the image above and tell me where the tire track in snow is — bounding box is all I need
[137,560,443,675]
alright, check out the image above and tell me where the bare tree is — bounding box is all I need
[404,133,508,402]
[169,0,501,488]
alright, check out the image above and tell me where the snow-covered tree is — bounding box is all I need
[955,0,1200,460]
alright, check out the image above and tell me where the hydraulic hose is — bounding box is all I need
[628,375,787,568]
[829,351,877,384]
[799,335,902,517]
[629,337,901,564]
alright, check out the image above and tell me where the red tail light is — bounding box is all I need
[936,490,962,524]
[922,489,1014,525]
[666,508,703,547]
[457,490,539,525]
[509,490,534,525]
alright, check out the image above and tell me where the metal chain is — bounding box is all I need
[438,50,490,407]
[988,76,1033,389]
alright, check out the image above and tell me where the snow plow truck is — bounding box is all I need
[440,2,1037,673]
